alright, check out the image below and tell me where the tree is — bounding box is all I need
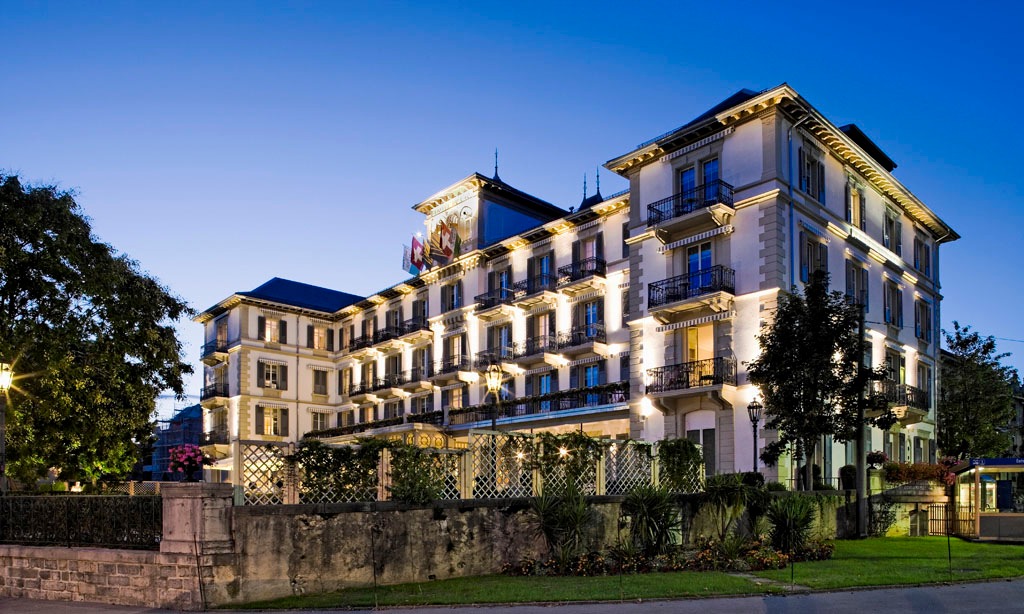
[937,321,1017,460]
[0,174,193,482]
[747,271,888,490]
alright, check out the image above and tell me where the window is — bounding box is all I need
[257,361,288,390]
[257,316,287,344]
[913,237,932,277]
[359,405,373,423]
[622,222,629,258]
[914,300,933,343]
[486,323,513,360]
[572,299,603,339]
[913,436,923,463]
[798,145,825,203]
[361,361,377,388]
[622,289,630,326]
[845,260,869,310]
[311,412,329,432]
[687,428,715,476]
[917,362,933,410]
[883,210,903,257]
[799,231,828,283]
[339,368,352,396]
[214,317,228,347]
[845,184,866,230]
[885,349,905,384]
[410,395,433,415]
[620,353,630,380]
[702,158,720,203]
[307,324,332,350]
[883,279,903,327]
[412,346,432,380]
[254,405,288,436]
[337,411,354,428]
[361,314,377,339]
[312,369,327,395]
[382,400,402,419]
[441,280,464,312]
[385,306,403,332]
[442,385,468,410]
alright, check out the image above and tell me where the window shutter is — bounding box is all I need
[818,162,825,203]
[598,360,607,385]
[572,303,581,329]
[914,301,921,338]
[279,365,288,390]
[860,268,869,313]
[844,184,852,223]
[570,366,579,389]
[797,147,805,191]
[279,320,287,344]
[526,315,535,339]
[280,408,289,437]
[461,387,469,407]
[845,261,855,298]
[913,238,921,270]
[456,280,464,308]
[525,375,534,397]
[595,232,604,261]
[547,313,556,336]
[257,362,265,387]
[895,221,903,257]
[255,406,264,435]
[597,298,605,322]
[572,240,581,264]
[818,242,828,274]
[896,290,904,327]
[307,325,314,348]
[527,256,537,284]
[858,192,866,230]
[799,231,808,282]
[257,316,266,341]
[327,329,335,351]
[551,372,558,392]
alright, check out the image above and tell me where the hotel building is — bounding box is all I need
[197,83,957,485]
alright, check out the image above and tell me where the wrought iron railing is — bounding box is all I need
[400,317,430,336]
[474,287,516,310]
[0,495,162,550]
[646,357,737,393]
[349,335,374,351]
[201,427,229,445]
[872,380,930,411]
[448,383,629,425]
[514,334,559,359]
[512,274,557,298]
[475,348,516,368]
[350,380,375,396]
[557,257,607,284]
[559,324,607,347]
[373,326,403,344]
[200,382,229,400]
[648,265,736,308]
[646,179,735,226]
[435,354,474,375]
[407,409,444,425]
[375,373,407,390]
[201,339,231,357]
[405,365,434,381]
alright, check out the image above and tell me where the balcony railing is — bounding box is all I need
[646,179,734,226]
[557,257,607,285]
[512,274,557,299]
[201,339,230,357]
[474,287,517,310]
[872,380,930,411]
[201,427,229,445]
[646,357,737,393]
[350,380,376,396]
[514,334,559,359]
[448,383,629,426]
[374,326,403,344]
[558,323,607,348]
[407,409,444,425]
[648,265,736,308]
[349,335,374,351]
[401,317,430,336]
[375,373,407,390]
[475,348,516,368]
[200,382,229,400]
[405,365,434,381]
[435,354,474,375]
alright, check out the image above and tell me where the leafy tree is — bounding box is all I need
[747,271,889,490]
[937,322,1017,459]
[0,174,193,482]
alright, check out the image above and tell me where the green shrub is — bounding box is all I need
[388,444,447,505]
[839,464,857,490]
[765,481,787,492]
[621,484,679,556]
[657,438,703,493]
[766,495,816,554]
[530,482,596,558]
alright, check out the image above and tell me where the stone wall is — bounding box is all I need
[0,544,202,610]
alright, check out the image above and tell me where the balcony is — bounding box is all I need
[646,179,734,232]
[373,373,408,398]
[475,348,517,371]
[646,357,737,395]
[399,366,434,392]
[430,355,475,383]
[400,317,432,342]
[513,334,561,365]
[557,257,607,294]
[346,335,376,359]
[474,288,517,319]
[868,380,930,424]
[348,380,379,403]
[558,324,607,357]
[511,274,558,308]
[647,266,736,317]
[201,426,229,446]
[407,409,444,426]
[201,339,231,366]
[447,383,629,427]
[373,326,405,351]
[200,382,230,405]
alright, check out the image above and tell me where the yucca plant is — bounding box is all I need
[621,484,679,556]
[766,495,816,554]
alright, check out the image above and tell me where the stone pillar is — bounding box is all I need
[160,483,235,555]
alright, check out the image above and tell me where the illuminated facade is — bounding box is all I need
[197,83,958,486]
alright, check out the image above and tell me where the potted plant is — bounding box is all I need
[866,450,888,470]
[168,444,213,482]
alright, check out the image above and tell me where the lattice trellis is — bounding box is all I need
[429,451,464,500]
[468,432,534,499]
[604,442,653,495]
[541,462,598,496]
[241,443,290,505]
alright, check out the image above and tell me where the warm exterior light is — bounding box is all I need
[559,447,569,457]
[0,363,12,392]
[484,363,503,395]
[515,451,525,461]
[747,398,763,425]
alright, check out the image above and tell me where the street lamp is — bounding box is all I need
[484,362,504,432]
[0,362,13,493]
[747,397,763,474]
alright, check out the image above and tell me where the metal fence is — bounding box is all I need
[239,432,703,505]
[928,504,976,537]
[0,495,162,549]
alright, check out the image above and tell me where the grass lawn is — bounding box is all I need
[755,537,1024,589]
[226,571,781,609]
[224,538,1024,610]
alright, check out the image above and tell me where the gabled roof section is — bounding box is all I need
[839,124,897,172]
[412,172,566,220]
[239,278,363,313]
[635,88,761,150]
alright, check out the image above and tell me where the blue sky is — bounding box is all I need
[3,1,1022,410]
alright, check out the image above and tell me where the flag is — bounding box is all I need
[410,236,425,272]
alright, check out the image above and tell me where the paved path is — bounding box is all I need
[2,579,1023,613]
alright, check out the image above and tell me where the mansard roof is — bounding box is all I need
[238,277,363,313]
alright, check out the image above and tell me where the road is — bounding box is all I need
[1,580,1020,613]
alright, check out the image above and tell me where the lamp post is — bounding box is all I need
[484,362,504,431]
[747,397,763,474]
[0,362,13,494]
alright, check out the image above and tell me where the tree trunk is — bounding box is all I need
[804,440,817,491]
